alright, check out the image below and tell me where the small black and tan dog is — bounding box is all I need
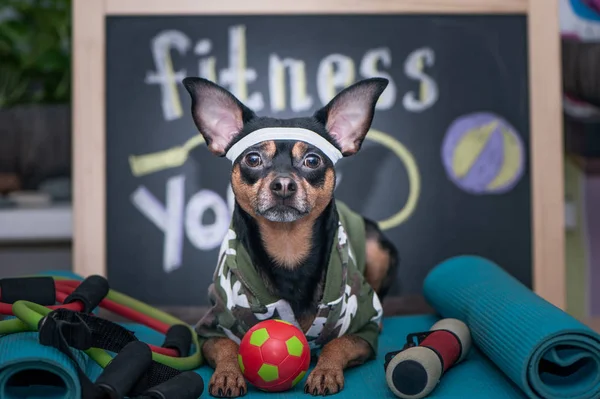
[182,77,399,397]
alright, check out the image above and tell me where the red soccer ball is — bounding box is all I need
[238,319,311,392]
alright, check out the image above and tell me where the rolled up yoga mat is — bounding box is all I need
[0,331,102,399]
[424,255,600,399]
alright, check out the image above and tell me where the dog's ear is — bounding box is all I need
[182,77,256,156]
[314,78,388,156]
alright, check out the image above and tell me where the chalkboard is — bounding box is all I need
[105,14,530,307]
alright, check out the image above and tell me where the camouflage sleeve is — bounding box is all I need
[345,276,384,357]
[194,252,249,346]
[194,282,233,343]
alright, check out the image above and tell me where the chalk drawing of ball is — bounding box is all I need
[441,112,525,195]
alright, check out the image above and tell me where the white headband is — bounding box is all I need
[225,127,344,164]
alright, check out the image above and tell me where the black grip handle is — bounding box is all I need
[64,275,109,312]
[138,371,204,399]
[0,276,56,305]
[162,324,192,357]
[95,341,153,399]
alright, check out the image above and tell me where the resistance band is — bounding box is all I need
[0,275,206,398]
[1,282,177,357]
[0,275,203,370]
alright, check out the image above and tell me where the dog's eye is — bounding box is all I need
[244,152,262,167]
[303,154,321,169]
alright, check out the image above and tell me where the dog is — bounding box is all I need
[182,76,399,397]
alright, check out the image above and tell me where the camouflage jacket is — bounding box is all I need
[195,201,383,354]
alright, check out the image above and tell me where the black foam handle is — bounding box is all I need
[0,276,55,305]
[139,371,204,399]
[95,341,153,399]
[162,324,192,357]
[64,275,109,312]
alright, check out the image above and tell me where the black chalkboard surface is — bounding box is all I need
[106,14,530,307]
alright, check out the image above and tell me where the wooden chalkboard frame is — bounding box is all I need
[72,0,566,309]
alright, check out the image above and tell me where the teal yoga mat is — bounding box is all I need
[0,316,524,399]
[0,315,523,398]
[0,331,102,399]
[424,255,600,399]
[124,316,525,399]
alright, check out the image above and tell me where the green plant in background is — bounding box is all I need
[0,0,71,108]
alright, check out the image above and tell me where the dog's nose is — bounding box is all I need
[270,177,297,199]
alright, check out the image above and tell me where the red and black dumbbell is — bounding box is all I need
[384,318,472,398]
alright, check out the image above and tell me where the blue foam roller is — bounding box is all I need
[423,255,600,399]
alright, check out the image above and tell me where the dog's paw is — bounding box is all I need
[304,367,344,396]
[209,368,247,398]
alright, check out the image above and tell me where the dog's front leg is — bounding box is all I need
[304,335,373,396]
[203,337,247,398]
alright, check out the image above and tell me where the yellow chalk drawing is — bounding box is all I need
[321,56,355,103]
[203,57,217,83]
[295,63,310,111]
[271,58,286,111]
[365,129,420,230]
[127,129,420,230]
[128,134,205,177]
[487,127,522,190]
[165,49,183,120]
[451,120,498,178]
[417,56,427,104]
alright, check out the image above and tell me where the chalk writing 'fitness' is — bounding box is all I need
[145,24,438,121]
[132,24,426,273]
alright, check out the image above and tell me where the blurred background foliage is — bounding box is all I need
[0,0,71,108]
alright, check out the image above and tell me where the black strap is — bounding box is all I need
[38,308,182,398]
[40,307,138,353]
[38,313,104,399]
[383,330,436,372]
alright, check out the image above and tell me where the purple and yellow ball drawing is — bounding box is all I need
[441,112,525,195]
